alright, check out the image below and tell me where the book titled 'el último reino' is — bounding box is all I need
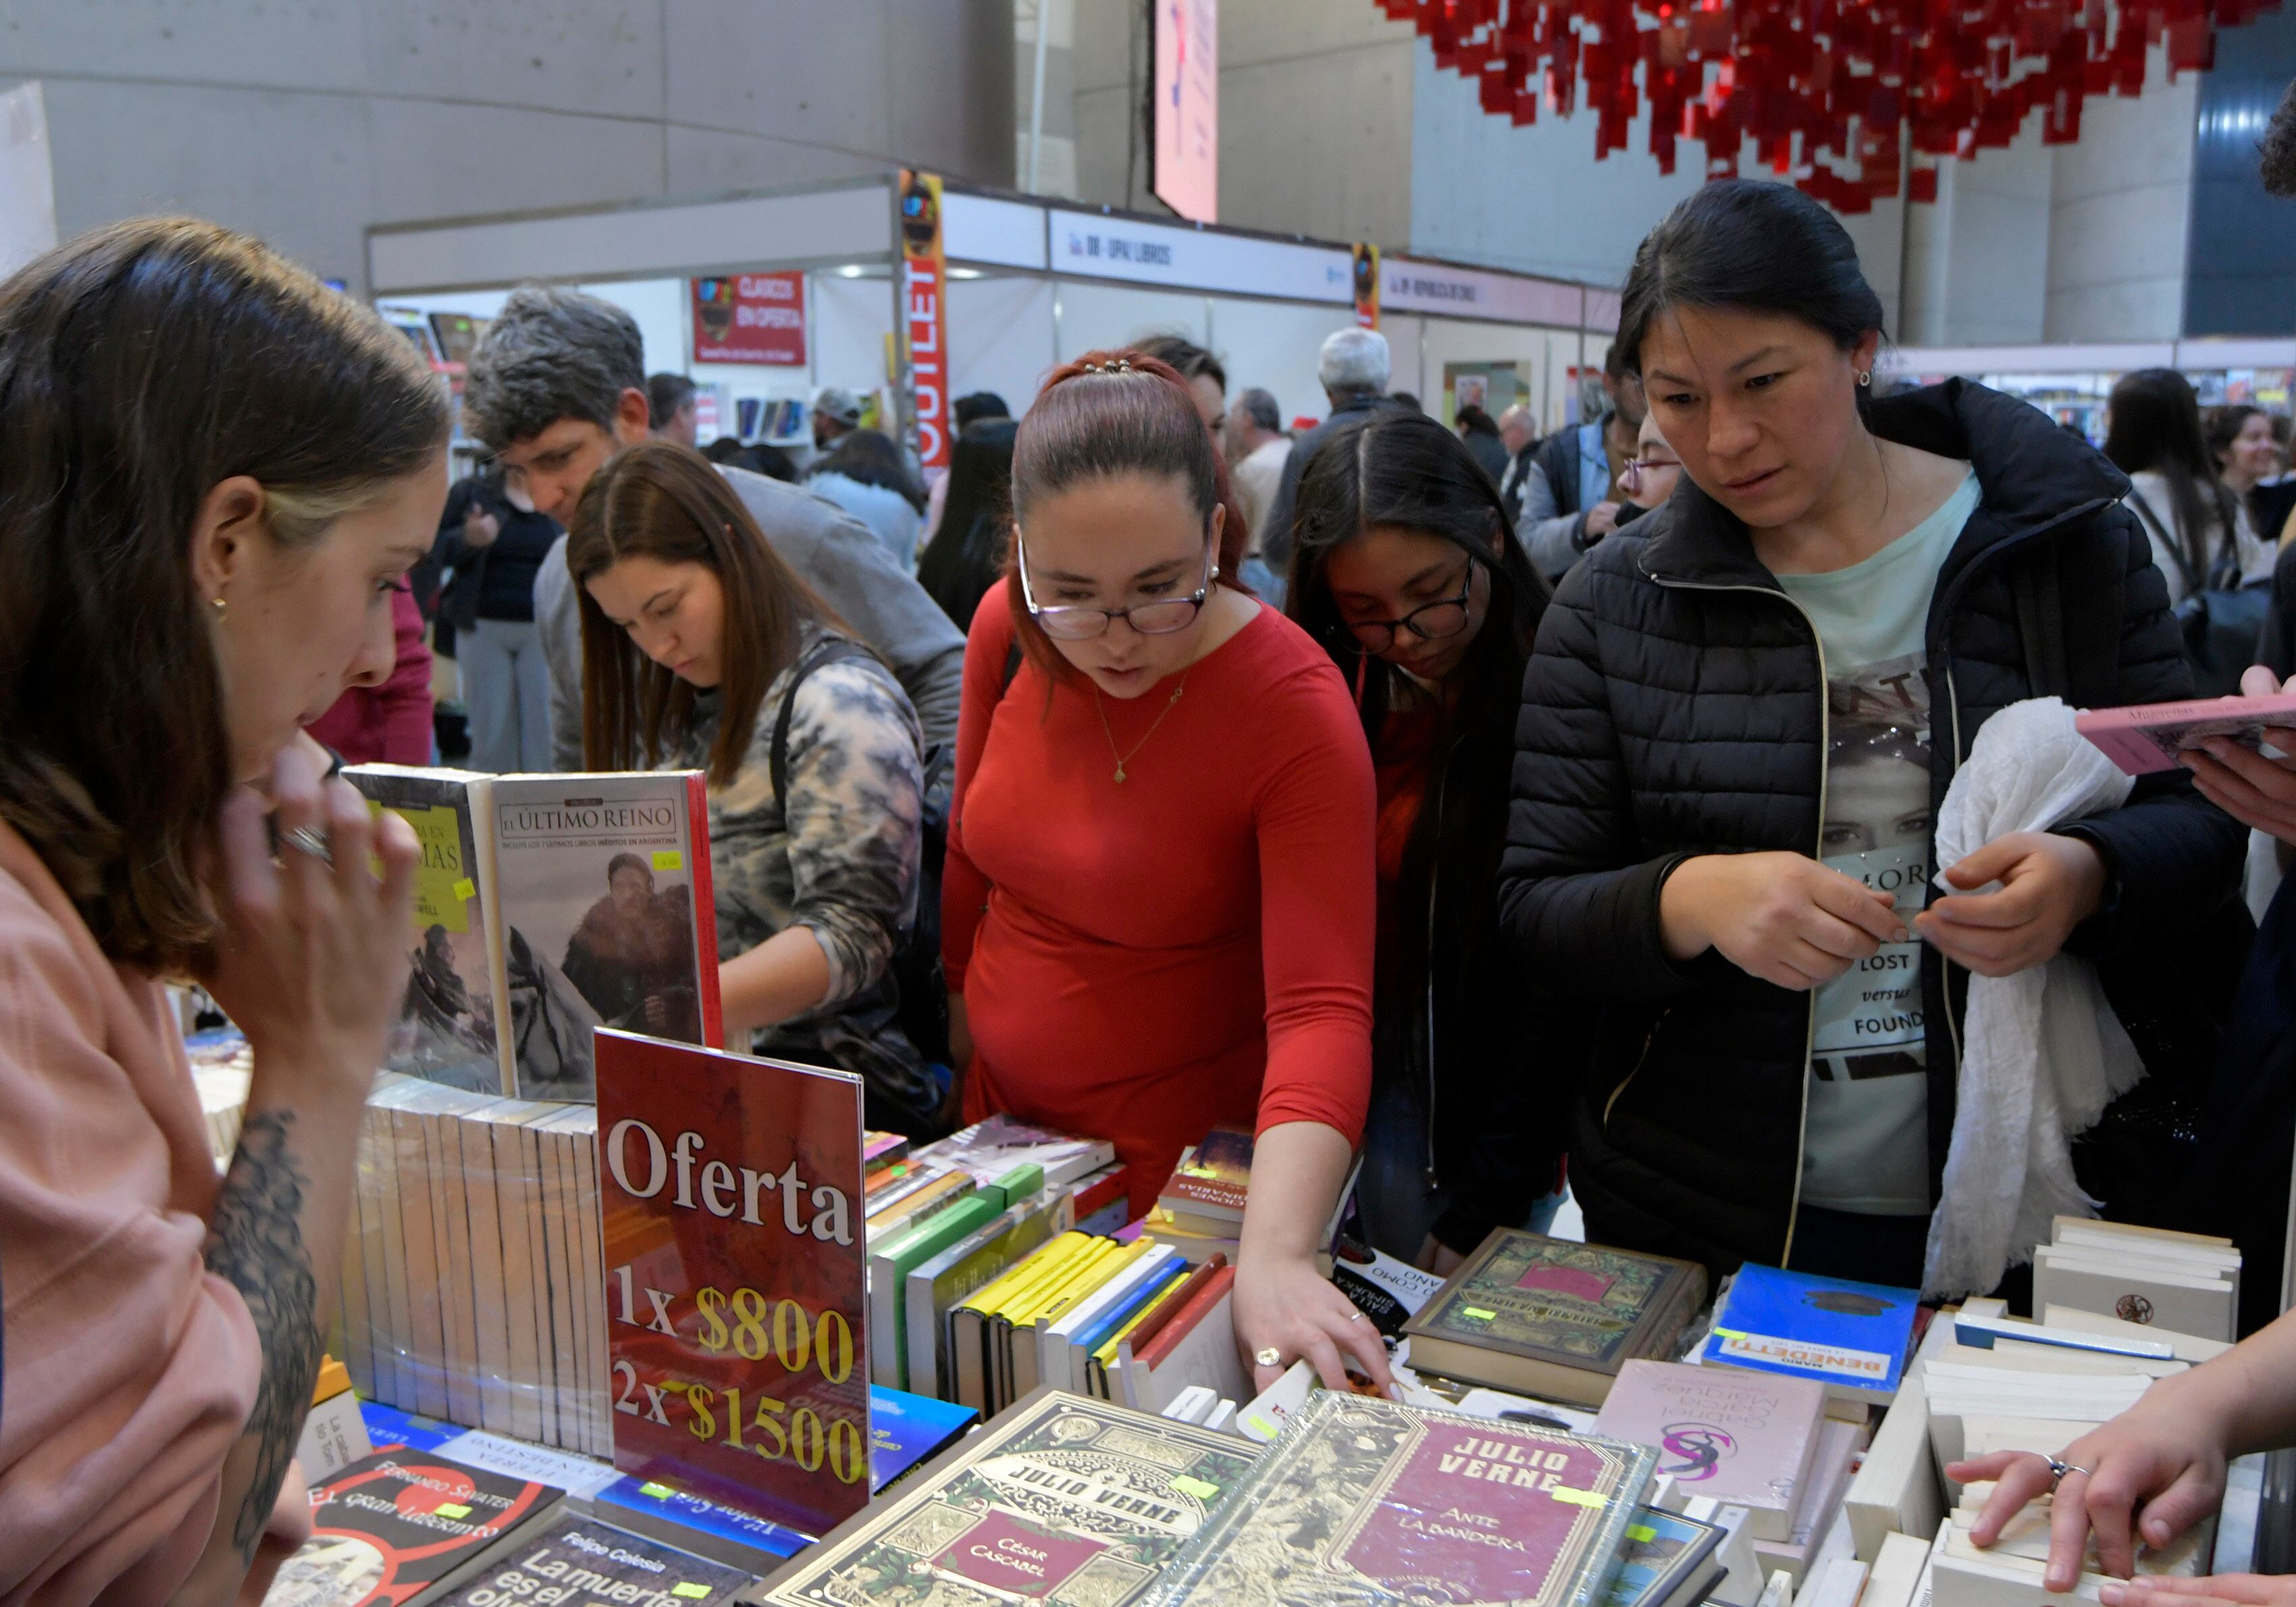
[594,1028,870,1537]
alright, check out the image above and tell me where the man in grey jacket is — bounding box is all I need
[463,285,966,772]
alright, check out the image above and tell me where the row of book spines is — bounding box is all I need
[338,1079,610,1458]
[940,1225,1230,1417]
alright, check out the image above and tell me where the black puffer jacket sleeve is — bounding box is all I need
[2056,505,2249,961]
[1498,559,1704,1004]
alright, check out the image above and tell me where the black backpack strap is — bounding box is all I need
[768,636,872,807]
[2124,484,2201,597]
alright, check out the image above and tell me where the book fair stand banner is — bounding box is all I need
[897,168,951,477]
[595,1029,871,1535]
[692,271,807,367]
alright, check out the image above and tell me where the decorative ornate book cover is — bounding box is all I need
[760,1388,1259,1607]
[1151,1392,1656,1607]
[1403,1231,1706,1373]
[596,1030,870,1537]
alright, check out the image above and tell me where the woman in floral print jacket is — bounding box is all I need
[568,442,936,1131]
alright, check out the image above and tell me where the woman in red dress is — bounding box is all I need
[943,351,1386,1393]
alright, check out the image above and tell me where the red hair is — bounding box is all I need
[1005,347,1253,679]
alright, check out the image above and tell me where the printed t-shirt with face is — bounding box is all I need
[1776,469,1979,1217]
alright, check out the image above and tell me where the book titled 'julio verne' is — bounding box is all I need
[594,1029,870,1538]
[758,1387,1260,1607]
[346,767,723,1100]
[262,1448,565,1607]
[1401,1230,1707,1406]
[1152,1391,1657,1607]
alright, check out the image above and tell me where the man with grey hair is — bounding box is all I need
[1261,327,1394,569]
[463,284,965,769]
[1224,387,1292,554]
[1496,403,1540,524]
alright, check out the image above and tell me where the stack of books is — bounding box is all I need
[340,1075,609,1452]
[1138,1123,1352,1273]
[1928,1478,2212,1607]
[1398,1228,1707,1406]
[754,1387,1669,1607]
[2031,1217,2241,1344]
[939,1231,1236,1415]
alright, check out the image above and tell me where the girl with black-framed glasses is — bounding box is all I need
[1285,407,1565,1275]
[943,349,1392,1399]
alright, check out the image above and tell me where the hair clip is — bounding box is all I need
[1083,358,1133,376]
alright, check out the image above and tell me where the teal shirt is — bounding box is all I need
[1777,469,1979,1217]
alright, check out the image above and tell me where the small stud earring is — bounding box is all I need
[211,595,228,621]
[1857,370,1873,387]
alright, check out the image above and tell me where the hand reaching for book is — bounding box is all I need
[1234,1248,1393,1398]
[2099,1574,2296,1607]
[204,743,420,1085]
[1950,1383,2233,1587]
[2184,666,2296,846]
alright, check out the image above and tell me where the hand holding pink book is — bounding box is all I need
[2075,692,2296,775]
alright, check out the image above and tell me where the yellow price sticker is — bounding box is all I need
[452,877,477,902]
[671,1587,712,1600]
[1628,1524,1659,1543]
[640,1481,675,1498]
[652,849,683,872]
[1462,1306,1498,1321]
[1549,1487,1608,1508]
[1170,1475,1222,1501]
[434,1502,472,1519]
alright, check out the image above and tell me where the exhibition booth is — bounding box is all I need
[364,172,1621,470]
[1886,338,2296,439]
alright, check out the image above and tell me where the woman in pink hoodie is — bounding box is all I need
[0,220,447,1606]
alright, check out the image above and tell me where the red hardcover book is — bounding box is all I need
[595,1028,870,1535]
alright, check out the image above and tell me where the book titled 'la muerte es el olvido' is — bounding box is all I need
[759,1387,1259,1607]
[1401,1229,1708,1406]
[594,1029,871,1537]
[1153,1391,1658,1607]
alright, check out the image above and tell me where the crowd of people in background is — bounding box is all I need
[26,75,2296,1604]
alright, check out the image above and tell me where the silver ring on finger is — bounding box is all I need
[281,825,334,865]
[2046,1456,2091,1487]
[1254,1346,1284,1369]
[1347,1310,1365,1323]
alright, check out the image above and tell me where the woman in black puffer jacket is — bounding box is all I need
[1499,182,2249,1290]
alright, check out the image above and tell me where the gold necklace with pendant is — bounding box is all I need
[1094,674,1189,784]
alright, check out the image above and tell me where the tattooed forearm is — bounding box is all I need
[202,1110,321,1562]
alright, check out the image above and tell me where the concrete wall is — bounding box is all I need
[1897,124,2055,346]
[1407,39,1706,288]
[2047,48,2199,341]
[2,0,1014,294]
[1067,0,1413,241]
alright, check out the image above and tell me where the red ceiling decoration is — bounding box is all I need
[1376,0,2276,210]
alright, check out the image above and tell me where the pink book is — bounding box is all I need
[1594,1358,1825,1541]
[2076,694,2296,775]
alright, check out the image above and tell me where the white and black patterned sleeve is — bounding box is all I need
[775,655,924,1006]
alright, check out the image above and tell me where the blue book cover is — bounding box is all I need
[1698,1264,1919,1398]
[869,1383,977,1489]
[1075,1258,1191,1358]
[357,1400,460,1453]
[1601,1506,1727,1607]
